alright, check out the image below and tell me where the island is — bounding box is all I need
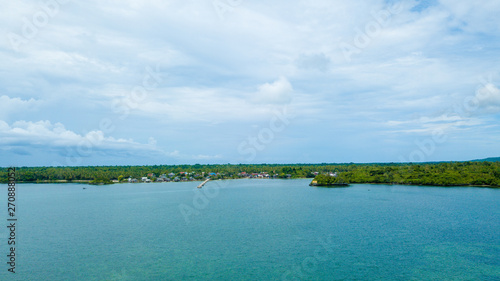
[310,173,349,187]
[89,176,114,185]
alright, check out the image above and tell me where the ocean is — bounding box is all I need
[1,179,499,280]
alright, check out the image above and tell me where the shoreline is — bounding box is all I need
[2,162,499,187]
[5,178,499,188]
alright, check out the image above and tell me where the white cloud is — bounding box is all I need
[127,87,272,123]
[296,53,331,72]
[193,154,223,160]
[439,0,500,33]
[0,95,42,119]
[0,120,226,163]
[1,0,500,164]
[252,76,293,105]
[387,112,485,136]
[0,120,164,156]
[474,83,500,113]
[108,76,301,124]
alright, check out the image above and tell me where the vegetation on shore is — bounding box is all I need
[89,176,113,185]
[0,161,498,187]
[331,161,500,187]
[310,174,349,187]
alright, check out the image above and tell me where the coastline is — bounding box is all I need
[5,178,500,188]
[2,162,499,188]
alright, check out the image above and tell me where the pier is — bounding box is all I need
[197,178,210,188]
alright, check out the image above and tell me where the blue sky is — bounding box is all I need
[1,0,500,166]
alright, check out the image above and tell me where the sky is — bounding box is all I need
[1,0,500,167]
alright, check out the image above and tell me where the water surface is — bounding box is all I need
[0,179,499,280]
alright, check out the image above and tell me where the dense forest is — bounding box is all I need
[312,162,500,187]
[0,162,499,187]
[311,174,349,186]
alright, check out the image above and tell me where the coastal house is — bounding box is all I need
[141,177,151,183]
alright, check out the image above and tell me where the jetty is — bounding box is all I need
[197,178,210,188]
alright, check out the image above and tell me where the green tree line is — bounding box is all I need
[313,161,500,187]
[0,162,498,187]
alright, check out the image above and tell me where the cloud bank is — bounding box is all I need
[1,0,500,165]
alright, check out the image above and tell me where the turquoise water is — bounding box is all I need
[1,179,499,280]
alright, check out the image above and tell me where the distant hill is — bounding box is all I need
[471,157,500,162]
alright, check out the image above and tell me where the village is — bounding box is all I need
[124,171,327,183]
